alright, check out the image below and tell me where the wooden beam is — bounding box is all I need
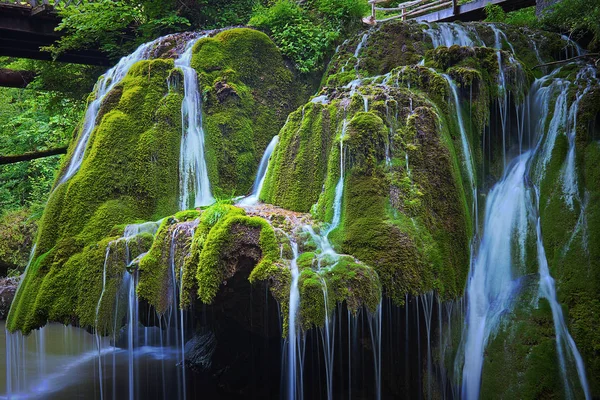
[0,146,67,165]
[0,68,36,88]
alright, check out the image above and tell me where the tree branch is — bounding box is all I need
[0,68,36,88]
[0,146,67,165]
[533,53,599,69]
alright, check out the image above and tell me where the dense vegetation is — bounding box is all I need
[0,0,598,272]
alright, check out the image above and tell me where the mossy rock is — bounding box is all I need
[192,28,314,197]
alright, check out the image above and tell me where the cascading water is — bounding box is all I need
[424,22,483,49]
[457,34,595,396]
[531,189,591,399]
[58,37,167,185]
[460,152,530,400]
[176,36,215,209]
[286,240,302,400]
[239,135,280,206]
[561,66,598,208]
[441,74,478,229]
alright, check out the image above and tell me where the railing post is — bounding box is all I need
[452,0,458,15]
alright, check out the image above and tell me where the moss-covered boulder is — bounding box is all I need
[7,28,311,334]
[193,28,314,197]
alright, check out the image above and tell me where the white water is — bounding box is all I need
[441,74,478,230]
[58,38,165,185]
[461,152,531,400]
[238,135,279,206]
[287,240,301,400]
[532,189,591,399]
[561,66,598,208]
[325,120,349,238]
[459,55,595,398]
[424,22,483,49]
[176,36,215,209]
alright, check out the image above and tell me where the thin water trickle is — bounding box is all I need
[176,36,215,209]
[58,36,170,185]
[239,135,280,206]
[286,240,301,400]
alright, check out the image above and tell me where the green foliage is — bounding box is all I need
[0,76,85,214]
[484,5,539,28]
[181,0,262,30]
[249,0,368,73]
[315,0,370,27]
[483,3,506,22]
[47,0,190,60]
[249,0,337,72]
[0,209,38,274]
[542,0,600,50]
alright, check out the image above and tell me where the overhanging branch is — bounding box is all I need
[0,146,67,165]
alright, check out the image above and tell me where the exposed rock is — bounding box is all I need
[0,276,20,320]
[214,81,239,102]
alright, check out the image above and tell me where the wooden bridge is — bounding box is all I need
[0,0,110,66]
[365,0,536,25]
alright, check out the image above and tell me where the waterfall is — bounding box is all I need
[561,66,598,208]
[239,135,280,206]
[58,37,167,186]
[458,46,595,397]
[461,152,531,399]
[287,240,301,400]
[441,74,478,229]
[325,120,349,238]
[176,36,215,209]
[532,189,591,399]
[424,22,483,49]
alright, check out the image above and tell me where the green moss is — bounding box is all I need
[174,209,201,221]
[8,58,182,333]
[192,28,312,196]
[193,205,280,304]
[136,219,173,314]
[262,102,340,211]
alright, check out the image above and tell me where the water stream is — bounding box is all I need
[176,36,215,209]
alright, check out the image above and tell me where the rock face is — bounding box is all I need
[5,19,600,399]
[7,28,311,335]
[0,276,19,320]
[536,0,561,16]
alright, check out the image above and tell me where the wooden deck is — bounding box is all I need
[366,0,537,25]
[0,0,110,65]
[415,0,536,22]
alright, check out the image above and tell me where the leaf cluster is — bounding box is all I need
[249,0,368,73]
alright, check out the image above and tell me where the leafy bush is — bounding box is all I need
[47,0,190,60]
[484,4,539,28]
[249,0,367,73]
[0,208,38,274]
[542,0,600,50]
[316,0,370,26]
[0,59,85,214]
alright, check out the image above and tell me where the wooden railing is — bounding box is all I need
[0,0,83,9]
[363,0,458,24]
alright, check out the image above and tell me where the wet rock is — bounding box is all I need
[0,276,20,320]
[184,330,216,373]
[214,81,239,103]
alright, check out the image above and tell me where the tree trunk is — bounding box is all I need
[0,146,67,165]
[0,68,36,88]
